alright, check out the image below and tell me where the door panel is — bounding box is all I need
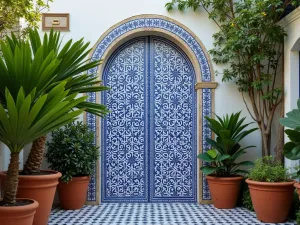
[102,36,196,202]
[102,38,148,201]
[150,38,196,201]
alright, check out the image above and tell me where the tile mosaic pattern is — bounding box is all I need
[48,203,296,225]
[86,17,213,202]
[101,36,197,202]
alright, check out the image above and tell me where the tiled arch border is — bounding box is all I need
[85,14,215,204]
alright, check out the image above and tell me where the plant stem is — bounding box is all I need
[23,135,47,174]
[3,153,19,204]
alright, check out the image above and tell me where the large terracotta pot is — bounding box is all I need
[206,175,243,209]
[0,199,39,225]
[58,176,90,210]
[0,170,61,225]
[246,179,295,223]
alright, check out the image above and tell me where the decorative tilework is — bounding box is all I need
[102,38,148,202]
[86,16,213,203]
[48,203,296,225]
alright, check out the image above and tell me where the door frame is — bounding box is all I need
[85,14,217,205]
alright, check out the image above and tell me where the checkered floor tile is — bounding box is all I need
[48,203,296,225]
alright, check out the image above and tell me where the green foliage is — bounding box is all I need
[198,112,257,176]
[296,209,300,225]
[0,29,110,117]
[0,0,53,37]
[247,156,290,182]
[289,191,300,220]
[46,122,99,183]
[280,99,300,179]
[166,0,298,157]
[242,189,254,211]
[0,85,85,153]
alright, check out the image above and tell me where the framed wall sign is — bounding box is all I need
[42,13,70,31]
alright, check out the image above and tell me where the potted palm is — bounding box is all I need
[45,122,99,210]
[0,29,109,225]
[279,99,300,199]
[199,112,257,209]
[0,82,85,225]
[246,157,294,223]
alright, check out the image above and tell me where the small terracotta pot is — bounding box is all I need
[58,176,90,210]
[206,175,243,209]
[246,179,295,223]
[0,170,61,225]
[294,183,300,199]
[0,198,39,225]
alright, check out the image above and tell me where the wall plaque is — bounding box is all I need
[42,13,69,31]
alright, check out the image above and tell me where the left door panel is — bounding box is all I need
[102,38,149,202]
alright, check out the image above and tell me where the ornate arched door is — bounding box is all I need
[102,36,197,202]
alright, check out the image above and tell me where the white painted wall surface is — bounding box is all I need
[279,7,300,169]
[1,0,275,173]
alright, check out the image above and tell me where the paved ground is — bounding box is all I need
[48,203,296,225]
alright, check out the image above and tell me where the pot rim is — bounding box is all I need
[206,175,243,181]
[0,170,62,180]
[246,178,295,186]
[59,176,90,182]
[0,198,39,210]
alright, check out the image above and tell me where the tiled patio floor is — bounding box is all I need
[48,203,296,225]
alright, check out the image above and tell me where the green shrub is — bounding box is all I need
[296,209,300,225]
[46,121,99,183]
[242,189,254,211]
[247,156,290,182]
[290,191,300,220]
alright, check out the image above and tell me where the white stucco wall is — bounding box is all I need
[0,0,274,172]
[279,7,300,169]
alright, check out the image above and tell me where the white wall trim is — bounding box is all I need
[279,6,300,27]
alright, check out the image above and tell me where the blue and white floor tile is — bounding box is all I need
[48,203,296,225]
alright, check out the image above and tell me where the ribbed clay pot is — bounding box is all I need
[0,170,61,225]
[294,183,300,200]
[206,175,243,209]
[246,179,295,223]
[58,176,90,210]
[0,199,39,225]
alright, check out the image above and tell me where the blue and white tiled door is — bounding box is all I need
[102,36,196,202]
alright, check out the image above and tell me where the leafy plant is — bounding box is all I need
[0,0,53,38]
[242,189,254,211]
[46,122,99,183]
[0,84,85,205]
[0,29,109,175]
[247,156,290,182]
[279,99,300,179]
[166,0,299,160]
[296,209,300,225]
[198,112,257,176]
[289,191,300,220]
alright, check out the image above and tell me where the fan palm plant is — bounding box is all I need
[1,29,109,174]
[0,37,87,205]
[0,85,85,205]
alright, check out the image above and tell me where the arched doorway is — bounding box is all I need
[85,15,217,204]
[102,36,197,202]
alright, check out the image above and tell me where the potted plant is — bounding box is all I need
[45,122,99,210]
[199,112,257,209]
[246,157,294,223]
[279,99,300,199]
[0,82,85,224]
[0,29,108,225]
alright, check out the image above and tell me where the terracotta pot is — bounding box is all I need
[0,170,61,225]
[58,176,90,210]
[206,175,243,209]
[0,198,39,225]
[294,182,300,199]
[246,179,295,223]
